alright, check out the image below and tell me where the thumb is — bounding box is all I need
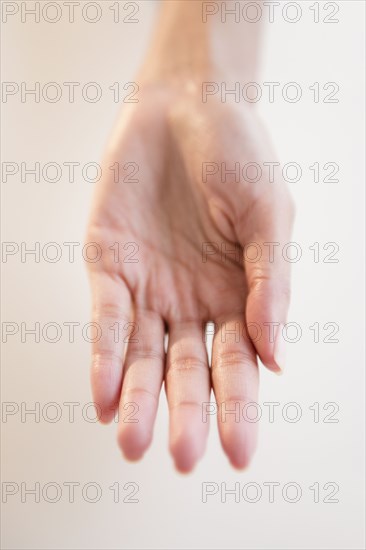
[239,194,295,374]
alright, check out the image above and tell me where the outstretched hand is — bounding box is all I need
[86,86,294,472]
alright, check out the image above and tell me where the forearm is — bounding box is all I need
[140,0,263,84]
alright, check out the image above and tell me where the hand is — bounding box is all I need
[86,84,295,472]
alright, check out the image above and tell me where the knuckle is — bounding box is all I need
[169,400,203,411]
[215,349,255,371]
[168,356,207,376]
[92,302,129,324]
[129,347,164,362]
[123,386,158,403]
[91,350,123,372]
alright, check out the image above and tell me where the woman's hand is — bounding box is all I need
[86,84,294,472]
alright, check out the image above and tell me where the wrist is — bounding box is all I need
[138,0,262,88]
[139,1,215,85]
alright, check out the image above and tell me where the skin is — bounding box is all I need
[86,1,295,472]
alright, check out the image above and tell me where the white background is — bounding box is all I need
[1,1,365,548]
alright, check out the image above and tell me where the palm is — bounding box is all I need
[87,91,294,471]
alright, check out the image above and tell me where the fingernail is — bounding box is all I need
[274,324,286,373]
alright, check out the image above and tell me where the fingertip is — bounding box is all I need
[274,324,286,372]
[117,423,152,462]
[90,363,123,420]
[170,430,205,474]
[89,393,119,424]
[98,410,116,424]
[226,447,256,471]
[260,357,284,375]
[255,328,286,375]
[173,460,196,475]
[91,389,119,423]
[228,453,253,471]
[219,423,258,471]
[121,449,145,463]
